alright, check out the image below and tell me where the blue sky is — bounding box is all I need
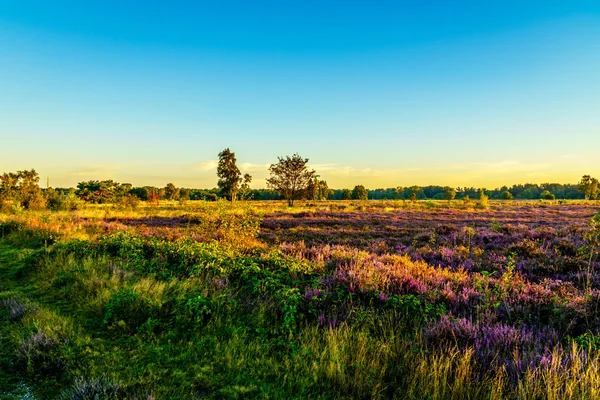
[1,1,599,188]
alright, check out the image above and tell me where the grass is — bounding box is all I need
[0,201,600,398]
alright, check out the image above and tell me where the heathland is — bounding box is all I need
[1,199,600,399]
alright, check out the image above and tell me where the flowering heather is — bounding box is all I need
[17,330,70,377]
[1,296,37,321]
[59,376,126,400]
[3,202,600,398]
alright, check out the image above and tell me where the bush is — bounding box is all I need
[1,295,37,321]
[119,194,140,209]
[17,330,71,377]
[47,191,83,211]
[103,289,157,334]
[541,190,555,200]
[59,376,126,400]
[477,190,489,209]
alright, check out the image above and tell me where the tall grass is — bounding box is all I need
[2,203,600,398]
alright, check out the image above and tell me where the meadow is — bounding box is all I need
[1,199,600,399]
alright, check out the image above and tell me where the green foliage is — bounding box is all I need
[351,185,368,200]
[0,169,46,210]
[217,148,252,202]
[266,154,317,206]
[306,178,330,201]
[164,182,180,201]
[477,189,489,209]
[5,205,600,399]
[540,190,555,200]
[75,180,132,204]
[341,188,352,200]
[579,175,599,200]
[443,187,456,201]
[46,189,83,211]
[104,289,158,334]
[501,191,513,200]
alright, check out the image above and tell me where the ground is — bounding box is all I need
[0,200,599,399]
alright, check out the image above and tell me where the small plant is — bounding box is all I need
[1,295,37,321]
[103,289,156,334]
[477,189,489,209]
[59,376,126,400]
[17,330,71,377]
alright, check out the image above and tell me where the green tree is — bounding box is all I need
[75,180,129,204]
[217,148,241,202]
[501,191,513,200]
[341,189,352,200]
[306,178,330,200]
[217,148,251,202]
[164,183,180,201]
[580,175,599,200]
[394,186,404,200]
[540,190,555,200]
[351,185,368,200]
[0,169,46,210]
[267,154,317,206]
[239,174,253,200]
[443,187,457,201]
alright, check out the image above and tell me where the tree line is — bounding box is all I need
[1,153,598,210]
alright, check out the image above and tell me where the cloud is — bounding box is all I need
[239,162,270,173]
[194,160,218,172]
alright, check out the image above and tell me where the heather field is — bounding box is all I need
[1,200,600,399]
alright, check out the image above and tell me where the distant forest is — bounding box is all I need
[65,180,594,202]
[1,166,598,212]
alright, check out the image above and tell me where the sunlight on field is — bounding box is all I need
[1,200,599,398]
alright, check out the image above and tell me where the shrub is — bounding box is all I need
[1,295,37,321]
[541,190,555,200]
[17,330,71,377]
[103,289,156,334]
[477,190,489,209]
[47,191,83,211]
[59,376,126,400]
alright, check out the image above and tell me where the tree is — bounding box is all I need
[443,187,457,201]
[0,169,46,210]
[75,180,130,204]
[580,175,599,200]
[501,191,513,200]
[217,148,252,202]
[266,153,317,206]
[217,148,241,202]
[394,186,404,200]
[540,190,555,200]
[239,174,253,200]
[351,185,368,200]
[340,189,352,200]
[307,178,330,201]
[164,183,180,201]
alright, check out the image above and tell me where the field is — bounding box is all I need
[1,200,600,399]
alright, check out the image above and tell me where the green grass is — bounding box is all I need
[0,227,459,399]
[2,209,600,399]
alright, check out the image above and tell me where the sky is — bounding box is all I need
[1,1,599,189]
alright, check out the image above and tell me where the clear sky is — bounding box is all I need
[1,1,599,189]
